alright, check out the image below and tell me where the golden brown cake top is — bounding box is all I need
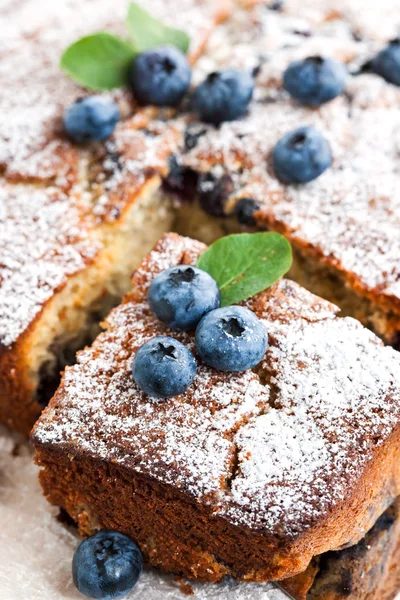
[32,234,400,538]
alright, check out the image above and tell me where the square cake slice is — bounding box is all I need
[32,233,400,583]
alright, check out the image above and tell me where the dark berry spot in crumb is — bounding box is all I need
[163,155,199,201]
[234,197,260,226]
[222,317,245,337]
[197,173,234,217]
[292,29,312,37]
[184,127,207,150]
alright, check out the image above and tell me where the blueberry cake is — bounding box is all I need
[0,0,228,434]
[3,0,400,437]
[32,233,400,584]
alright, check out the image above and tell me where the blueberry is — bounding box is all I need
[148,266,220,331]
[130,46,191,107]
[371,39,400,86]
[163,155,198,200]
[234,198,260,226]
[272,126,332,184]
[64,96,120,143]
[195,306,268,372]
[72,530,142,600]
[193,69,254,125]
[283,56,347,106]
[197,172,233,217]
[132,336,196,397]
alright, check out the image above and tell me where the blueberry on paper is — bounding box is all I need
[272,126,332,184]
[72,530,142,599]
[148,265,220,331]
[64,96,120,142]
[132,336,196,397]
[196,306,268,372]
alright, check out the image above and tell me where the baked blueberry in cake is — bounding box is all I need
[32,233,400,584]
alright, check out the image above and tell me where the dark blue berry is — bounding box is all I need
[193,69,254,125]
[130,46,191,107]
[272,126,332,184]
[371,39,400,86]
[72,530,142,600]
[132,336,196,397]
[197,172,233,217]
[283,56,347,106]
[234,198,260,226]
[163,155,198,200]
[148,266,220,331]
[195,306,268,372]
[64,96,120,143]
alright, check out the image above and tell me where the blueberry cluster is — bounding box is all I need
[132,265,268,398]
[64,46,254,142]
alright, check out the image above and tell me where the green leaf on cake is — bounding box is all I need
[60,32,136,90]
[196,233,292,306]
[126,2,190,54]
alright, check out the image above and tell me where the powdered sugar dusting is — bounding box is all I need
[33,235,400,537]
[181,4,400,314]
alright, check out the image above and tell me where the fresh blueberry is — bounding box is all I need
[196,306,268,372]
[63,96,120,143]
[72,530,142,600]
[234,198,260,226]
[193,69,254,125]
[132,336,196,397]
[272,126,332,184]
[197,172,233,217]
[371,39,400,86]
[283,56,347,106]
[130,46,191,107]
[148,266,220,331]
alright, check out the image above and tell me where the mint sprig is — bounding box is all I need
[60,3,191,91]
[60,33,136,91]
[196,233,292,306]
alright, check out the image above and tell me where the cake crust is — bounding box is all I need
[32,233,400,583]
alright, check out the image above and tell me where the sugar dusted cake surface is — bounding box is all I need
[34,234,400,539]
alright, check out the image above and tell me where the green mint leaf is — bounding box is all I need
[126,2,190,54]
[60,32,136,90]
[196,233,292,306]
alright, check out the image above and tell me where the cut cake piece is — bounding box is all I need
[32,233,400,583]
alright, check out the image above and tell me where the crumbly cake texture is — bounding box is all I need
[0,0,229,434]
[283,498,400,600]
[32,233,400,583]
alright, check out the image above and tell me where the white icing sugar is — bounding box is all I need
[182,5,400,312]
[34,235,400,535]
